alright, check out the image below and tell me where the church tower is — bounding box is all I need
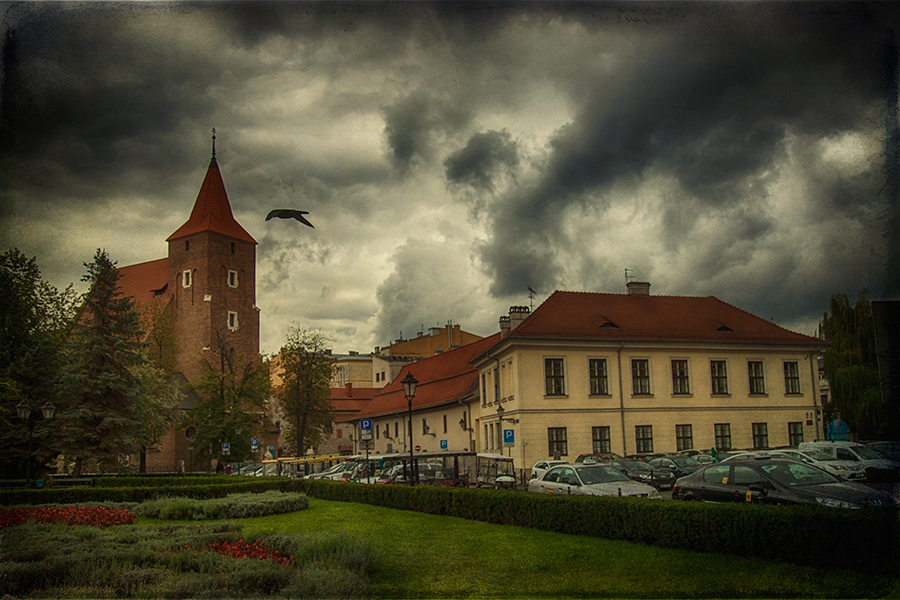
[166,132,260,382]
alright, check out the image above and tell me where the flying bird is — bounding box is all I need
[265,209,314,228]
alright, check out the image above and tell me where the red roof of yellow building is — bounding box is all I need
[510,290,821,345]
[167,157,256,244]
[355,333,502,420]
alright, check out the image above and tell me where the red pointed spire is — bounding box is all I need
[167,131,257,244]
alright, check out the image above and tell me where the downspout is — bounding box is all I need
[809,348,824,440]
[617,342,627,456]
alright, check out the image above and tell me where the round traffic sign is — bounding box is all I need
[415,445,421,452]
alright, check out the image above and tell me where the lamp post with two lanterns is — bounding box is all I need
[16,401,56,486]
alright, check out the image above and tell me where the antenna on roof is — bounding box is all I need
[528,287,537,311]
[211,127,217,159]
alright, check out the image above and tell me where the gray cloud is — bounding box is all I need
[1,2,895,354]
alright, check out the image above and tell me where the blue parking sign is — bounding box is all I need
[440,439,448,450]
[503,430,514,444]
[360,419,372,430]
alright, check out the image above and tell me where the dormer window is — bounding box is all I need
[228,270,238,288]
[182,270,192,288]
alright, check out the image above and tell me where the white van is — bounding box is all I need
[797,441,898,481]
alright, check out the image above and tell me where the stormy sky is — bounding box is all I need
[2,2,896,356]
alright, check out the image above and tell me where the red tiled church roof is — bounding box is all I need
[116,257,169,305]
[511,291,822,345]
[166,157,256,244]
[355,333,502,420]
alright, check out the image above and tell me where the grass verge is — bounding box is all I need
[238,497,900,599]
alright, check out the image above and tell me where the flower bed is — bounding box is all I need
[0,505,135,528]
[168,538,293,566]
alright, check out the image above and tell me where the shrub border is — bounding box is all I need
[296,479,899,574]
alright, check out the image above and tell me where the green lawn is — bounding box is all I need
[235,497,900,599]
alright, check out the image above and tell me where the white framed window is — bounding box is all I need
[783,361,801,394]
[748,360,766,395]
[710,360,729,395]
[228,270,238,288]
[182,270,192,288]
[671,359,690,395]
[589,358,609,395]
[227,311,238,331]
[544,358,566,396]
[631,358,651,395]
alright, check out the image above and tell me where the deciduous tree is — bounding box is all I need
[188,328,270,466]
[821,291,884,438]
[277,326,335,457]
[0,249,76,479]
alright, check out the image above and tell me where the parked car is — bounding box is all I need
[864,440,900,462]
[798,441,898,481]
[609,459,676,490]
[768,449,865,480]
[648,455,704,478]
[531,460,567,479]
[575,453,623,464]
[672,457,896,509]
[623,453,668,462]
[303,462,350,480]
[527,464,660,498]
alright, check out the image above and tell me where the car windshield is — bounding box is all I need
[801,450,836,462]
[671,456,701,467]
[852,446,885,460]
[760,462,841,486]
[618,461,650,471]
[576,465,631,484]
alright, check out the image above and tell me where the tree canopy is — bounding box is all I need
[0,249,76,479]
[277,326,335,457]
[55,249,147,476]
[188,328,270,466]
[821,291,885,439]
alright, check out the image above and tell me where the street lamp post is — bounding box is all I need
[16,401,55,486]
[401,372,418,485]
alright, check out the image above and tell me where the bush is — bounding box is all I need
[136,491,309,520]
[297,479,899,574]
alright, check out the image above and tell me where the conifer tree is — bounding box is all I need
[56,249,146,476]
[278,326,335,457]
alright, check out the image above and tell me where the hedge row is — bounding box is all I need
[0,477,303,506]
[297,480,899,574]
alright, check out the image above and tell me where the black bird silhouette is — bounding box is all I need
[265,209,314,228]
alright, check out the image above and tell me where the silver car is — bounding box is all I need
[527,464,661,498]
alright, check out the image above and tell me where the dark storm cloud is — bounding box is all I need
[444,129,518,192]
[472,4,893,298]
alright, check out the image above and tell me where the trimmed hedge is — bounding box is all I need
[297,480,899,574]
[0,476,304,506]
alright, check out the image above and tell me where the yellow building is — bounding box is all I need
[471,284,825,470]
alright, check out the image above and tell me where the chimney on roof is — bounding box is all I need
[509,306,530,331]
[499,315,511,338]
[429,327,442,337]
[626,281,651,296]
[345,382,353,397]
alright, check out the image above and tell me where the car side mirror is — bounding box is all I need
[749,484,768,495]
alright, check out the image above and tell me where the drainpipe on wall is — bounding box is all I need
[617,342,627,456]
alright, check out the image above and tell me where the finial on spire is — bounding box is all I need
[211,127,217,159]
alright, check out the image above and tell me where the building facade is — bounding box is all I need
[117,138,277,472]
[471,285,825,469]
